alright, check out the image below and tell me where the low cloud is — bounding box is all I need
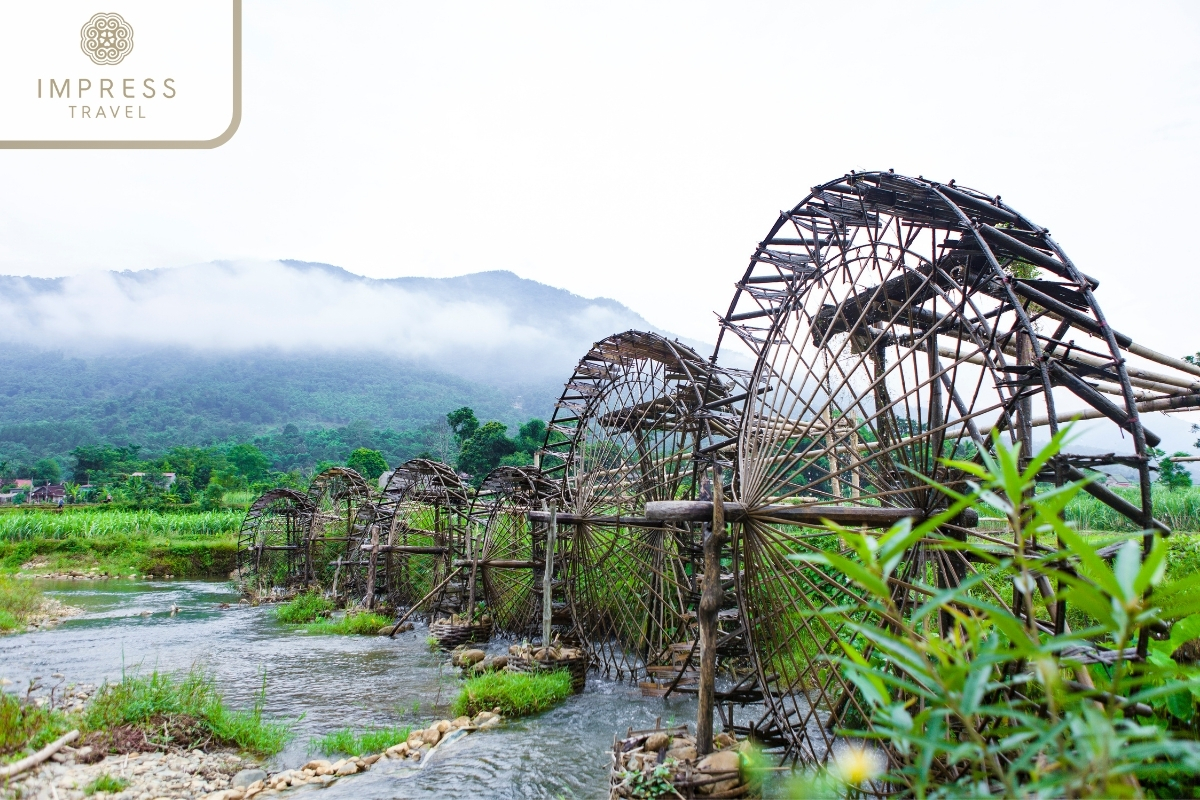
[0,260,662,380]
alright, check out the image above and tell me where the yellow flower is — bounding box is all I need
[833,745,885,785]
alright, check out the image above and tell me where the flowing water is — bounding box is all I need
[0,580,794,798]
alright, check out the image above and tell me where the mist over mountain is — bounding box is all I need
[0,261,712,468]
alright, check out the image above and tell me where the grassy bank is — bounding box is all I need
[0,668,292,765]
[273,594,390,635]
[0,534,238,579]
[302,612,391,636]
[0,575,42,631]
[452,671,572,718]
[312,726,412,757]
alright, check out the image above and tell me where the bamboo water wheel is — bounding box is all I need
[692,170,1200,766]
[540,330,750,684]
[347,459,470,621]
[468,465,562,639]
[305,467,373,591]
[236,488,317,595]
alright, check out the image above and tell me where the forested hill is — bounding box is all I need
[0,347,557,469]
[0,261,698,472]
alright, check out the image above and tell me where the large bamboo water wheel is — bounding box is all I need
[305,467,373,591]
[680,170,1200,766]
[236,488,317,595]
[539,330,750,684]
[467,466,562,639]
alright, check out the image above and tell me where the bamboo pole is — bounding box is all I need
[696,467,725,756]
[541,501,557,656]
[387,567,463,637]
[0,729,78,779]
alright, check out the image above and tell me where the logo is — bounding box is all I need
[80,12,134,66]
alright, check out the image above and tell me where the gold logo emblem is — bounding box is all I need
[80,12,133,65]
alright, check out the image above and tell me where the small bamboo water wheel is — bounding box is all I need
[539,331,751,687]
[236,488,317,596]
[682,170,1200,768]
[467,465,562,639]
[304,467,373,592]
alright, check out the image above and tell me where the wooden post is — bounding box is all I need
[541,501,557,656]
[364,523,380,609]
[697,467,725,756]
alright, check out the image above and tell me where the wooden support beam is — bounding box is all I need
[527,511,664,528]
[645,501,927,528]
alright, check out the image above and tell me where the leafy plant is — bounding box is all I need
[619,761,679,799]
[794,429,1200,798]
[83,774,129,795]
[301,611,390,636]
[275,592,334,624]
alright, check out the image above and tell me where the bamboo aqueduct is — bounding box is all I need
[236,172,1200,776]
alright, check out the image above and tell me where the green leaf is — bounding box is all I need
[1167,689,1196,722]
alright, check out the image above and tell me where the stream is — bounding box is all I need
[0,580,795,798]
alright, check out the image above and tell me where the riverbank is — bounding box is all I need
[1,536,238,581]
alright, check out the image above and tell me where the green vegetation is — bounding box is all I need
[452,670,572,718]
[1063,485,1200,532]
[0,347,552,483]
[447,407,556,484]
[84,669,292,756]
[301,611,391,636]
[791,430,1200,798]
[275,593,334,624]
[83,774,130,795]
[345,448,388,482]
[312,725,412,757]
[0,691,71,760]
[0,533,238,578]
[0,575,42,631]
[0,509,241,541]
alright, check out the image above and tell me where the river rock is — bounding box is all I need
[666,743,697,761]
[472,711,497,725]
[377,625,394,635]
[644,732,671,752]
[421,727,442,745]
[491,655,509,670]
[231,768,268,788]
[434,719,453,733]
[362,753,382,765]
[335,761,359,776]
[407,729,426,747]
[714,732,736,749]
[302,759,332,772]
[451,716,472,729]
[478,715,501,729]
[696,750,741,795]
[460,648,486,666]
[386,743,409,756]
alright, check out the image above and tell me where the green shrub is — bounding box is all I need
[452,670,571,718]
[312,725,412,757]
[303,612,391,636]
[0,510,241,542]
[791,429,1200,797]
[84,668,292,756]
[0,692,71,761]
[83,774,129,795]
[275,593,333,624]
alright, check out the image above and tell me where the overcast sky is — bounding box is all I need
[0,1,1197,353]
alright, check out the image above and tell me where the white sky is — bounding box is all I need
[0,1,1197,355]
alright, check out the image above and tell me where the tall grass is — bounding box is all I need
[302,612,391,636]
[1064,486,1200,532]
[0,510,242,542]
[275,593,334,624]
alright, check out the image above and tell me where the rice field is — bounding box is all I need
[0,509,242,542]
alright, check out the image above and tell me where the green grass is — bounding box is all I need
[0,575,42,632]
[275,592,334,624]
[302,612,391,636]
[1064,485,1200,532]
[0,691,72,762]
[83,668,293,756]
[0,509,242,541]
[0,534,238,578]
[83,774,130,795]
[452,670,572,718]
[311,725,412,757]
